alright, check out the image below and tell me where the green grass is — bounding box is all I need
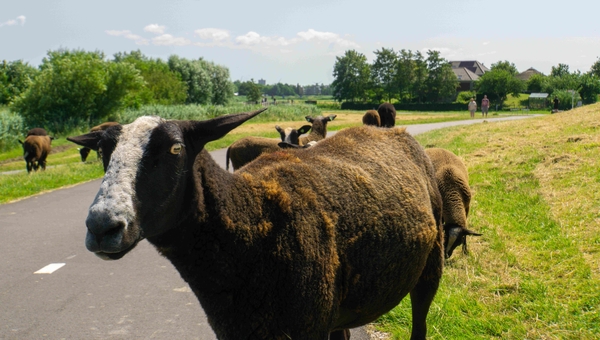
[374,104,600,339]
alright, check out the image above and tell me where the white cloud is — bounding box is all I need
[105,30,149,45]
[195,28,230,42]
[0,15,26,27]
[144,24,166,34]
[152,34,191,46]
[297,29,359,49]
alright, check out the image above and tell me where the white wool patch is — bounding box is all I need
[88,116,163,227]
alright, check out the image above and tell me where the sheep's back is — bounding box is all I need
[238,126,442,318]
[228,136,281,170]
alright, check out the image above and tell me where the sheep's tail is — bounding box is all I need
[225,146,231,171]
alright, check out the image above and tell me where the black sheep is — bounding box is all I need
[67,110,443,340]
[377,103,396,128]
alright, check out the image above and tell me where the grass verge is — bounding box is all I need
[375,104,600,339]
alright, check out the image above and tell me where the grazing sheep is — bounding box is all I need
[67,110,444,340]
[225,124,311,171]
[425,148,482,258]
[362,110,381,127]
[377,103,396,128]
[78,122,120,162]
[298,114,337,145]
[18,135,52,173]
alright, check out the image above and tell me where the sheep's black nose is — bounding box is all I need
[85,211,127,253]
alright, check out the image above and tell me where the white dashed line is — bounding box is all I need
[34,263,66,274]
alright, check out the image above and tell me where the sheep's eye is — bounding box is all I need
[170,143,183,155]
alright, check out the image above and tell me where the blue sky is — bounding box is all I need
[2,0,599,85]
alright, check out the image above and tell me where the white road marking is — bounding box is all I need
[34,263,66,274]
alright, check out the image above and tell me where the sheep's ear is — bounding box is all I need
[183,108,267,151]
[297,125,312,135]
[18,140,23,144]
[328,114,337,121]
[305,116,314,123]
[67,131,104,151]
[275,125,283,133]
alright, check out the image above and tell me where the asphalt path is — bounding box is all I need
[0,115,538,339]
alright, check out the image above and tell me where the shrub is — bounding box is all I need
[0,107,24,152]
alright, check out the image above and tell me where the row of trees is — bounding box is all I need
[332,48,458,104]
[1,49,235,131]
[332,47,600,108]
[477,60,600,108]
[233,80,333,100]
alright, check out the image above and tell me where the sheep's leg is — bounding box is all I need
[409,244,443,340]
[329,328,350,340]
[26,162,32,173]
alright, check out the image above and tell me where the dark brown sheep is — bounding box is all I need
[26,128,49,136]
[362,110,381,127]
[298,114,337,145]
[18,135,52,173]
[78,122,120,162]
[67,110,444,340]
[425,148,481,258]
[225,124,311,171]
[377,103,396,128]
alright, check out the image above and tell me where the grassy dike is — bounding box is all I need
[375,104,600,339]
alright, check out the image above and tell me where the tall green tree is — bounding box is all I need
[371,47,398,102]
[476,60,525,105]
[113,50,188,106]
[526,73,547,93]
[394,49,415,103]
[590,58,600,78]
[246,81,262,103]
[331,50,371,102]
[11,49,143,132]
[168,56,213,105]
[578,73,600,104]
[424,50,457,102]
[411,51,428,103]
[0,60,39,105]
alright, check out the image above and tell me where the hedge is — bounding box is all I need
[340,102,468,111]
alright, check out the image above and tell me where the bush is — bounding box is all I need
[0,107,24,152]
[551,90,581,111]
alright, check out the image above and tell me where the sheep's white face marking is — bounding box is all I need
[88,116,163,228]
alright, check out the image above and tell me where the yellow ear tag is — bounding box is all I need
[170,143,183,155]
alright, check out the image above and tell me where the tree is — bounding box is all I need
[590,58,600,78]
[371,47,398,102]
[526,73,547,93]
[551,63,571,78]
[113,50,188,106]
[0,60,39,105]
[476,61,525,106]
[394,49,415,103]
[424,50,457,102]
[168,55,213,105]
[11,49,143,132]
[245,81,262,103]
[331,50,371,102]
[578,73,600,104]
[411,51,428,103]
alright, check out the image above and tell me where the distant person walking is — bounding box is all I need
[553,97,560,111]
[481,95,490,117]
[468,98,477,118]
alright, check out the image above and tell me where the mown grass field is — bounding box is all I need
[375,104,600,339]
[0,109,501,204]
